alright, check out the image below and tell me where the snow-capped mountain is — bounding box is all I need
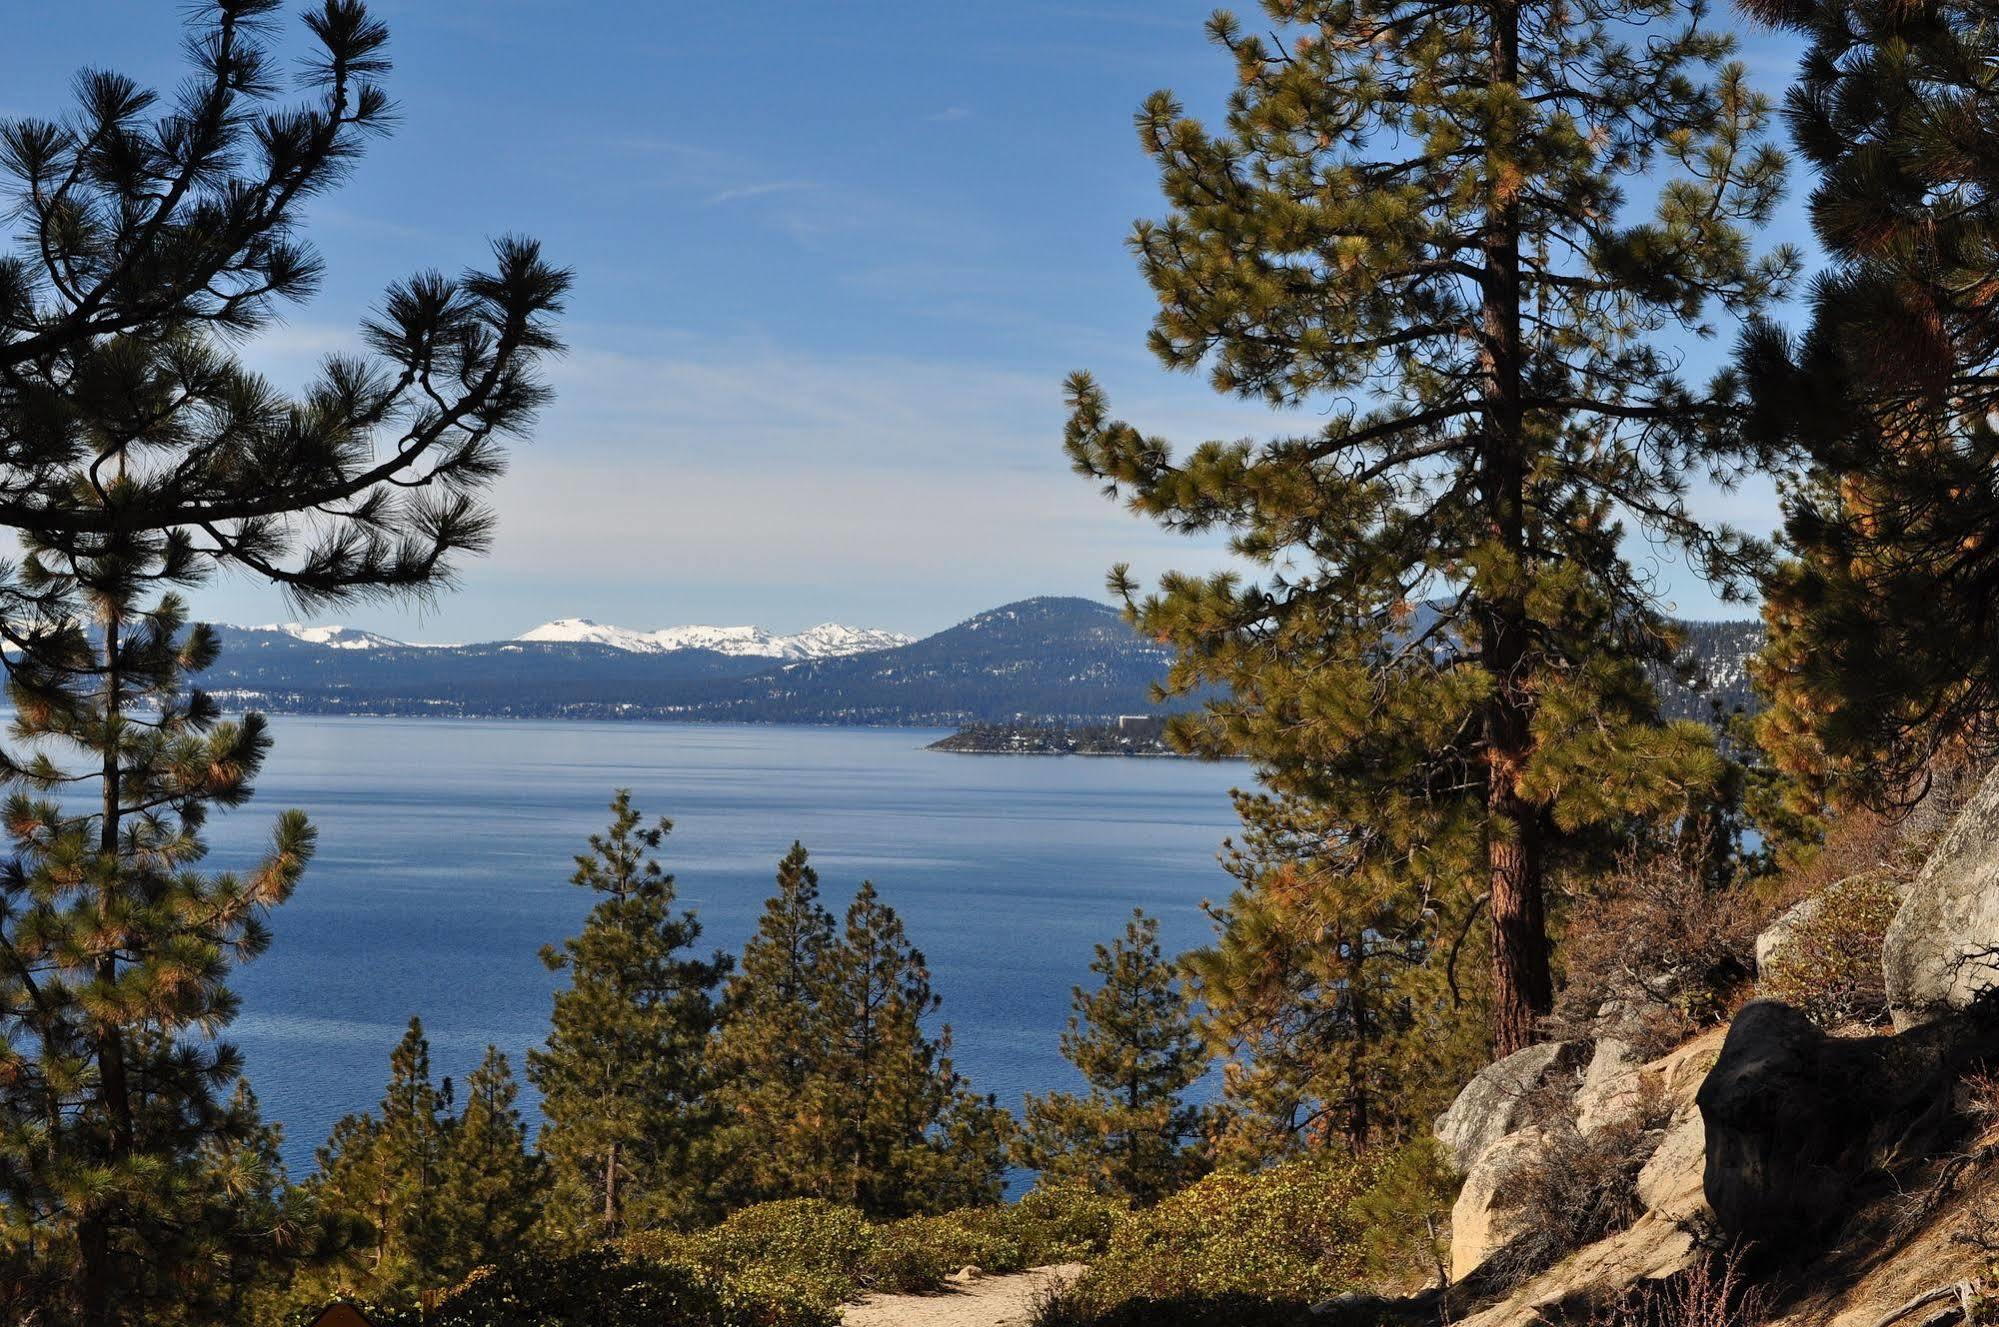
[514,618,912,660]
[248,623,421,650]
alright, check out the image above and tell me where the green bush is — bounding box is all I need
[1760,874,1902,1026]
[1044,1159,1371,1325]
[1004,1179,1129,1264]
[865,1210,1026,1289]
[679,1198,874,1309]
[341,1246,837,1327]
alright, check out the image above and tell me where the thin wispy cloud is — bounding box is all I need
[706,180,816,206]
[928,106,974,123]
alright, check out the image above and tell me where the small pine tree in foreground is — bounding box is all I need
[529,792,730,1235]
[1017,910,1211,1203]
[707,844,1010,1217]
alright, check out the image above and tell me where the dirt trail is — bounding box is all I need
[839,1264,1081,1327]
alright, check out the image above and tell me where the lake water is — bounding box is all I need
[204,717,1248,1173]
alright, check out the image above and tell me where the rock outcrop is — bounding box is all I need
[1449,1129,1551,1281]
[1434,1041,1580,1173]
[1883,764,1999,1029]
[1437,1027,1722,1302]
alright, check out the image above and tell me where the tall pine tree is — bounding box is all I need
[1065,0,1791,1051]
[308,1018,455,1302]
[1017,911,1210,1202]
[705,843,841,1208]
[438,1047,546,1273]
[0,590,345,1325]
[822,882,1011,1217]
[1733,0,1999,809]
[707,847,1010,1217]
[307,1022,544,1303]
[0,4,566,1317]
[528,793,730,1236]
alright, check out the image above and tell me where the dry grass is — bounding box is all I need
[1573,1249,1771,1327]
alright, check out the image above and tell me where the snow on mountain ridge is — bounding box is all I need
[247,623,419,650]
[515,617,912,660]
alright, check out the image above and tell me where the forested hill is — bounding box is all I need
[1661,619,1765,720]
[202,598,1766,727]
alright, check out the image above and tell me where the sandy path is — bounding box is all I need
[839,1264,1082,1327]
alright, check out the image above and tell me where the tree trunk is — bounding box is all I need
[1345,936,1370,1152]
[603,1141,621,1233]
[79,606,128,1327]
[1479,0,1553,1057]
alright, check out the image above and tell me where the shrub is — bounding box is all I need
[865,1210,1026,1289]
[1045,1159,1372,1325]
[1005,1179,1129,1264]
[1485,1116,1661,1287]
[662,1198,875,1313]
[343,1246,839,1327]
[1581,1248,1768,1327]
[1551,850,1760,1056]
[1759,873,1902,1027]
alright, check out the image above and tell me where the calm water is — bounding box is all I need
[201,717,1246,1173]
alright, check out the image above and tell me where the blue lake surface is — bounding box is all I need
[203,717,1247,1173]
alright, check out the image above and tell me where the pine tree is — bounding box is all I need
[821,881,1011,1217]
[308,1026,546,1303]
[308,1017,456,1301]
[707,849,1010,1217]
[705,843,842,1208]
[0,5,566,1318]
[1063,0,1792,1053]
[1017,911,1210,1202]
[528,793,730,1236]
[1188,793,1489,1162]
[0,590,346,1325]
[438,1047,546,1272]
[1732,0,1999,809]
[0,1,569,620]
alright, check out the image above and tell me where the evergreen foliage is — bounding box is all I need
[707,843,842,1208]
[440,1047,546,1272]
[307,1018,546,1305]
[528,792,730,1236]
[0,4,565,1318]
[1734,0,1999,808]
[1190,794,1489,1160]
[821,881,1012,1216]
[708,845,1010,1218]
[0,589,350,1324]
[0,0,569,624]
[1064,0,1793,1052]
[307,1018,454,1301]
[1017,910,1211,1201]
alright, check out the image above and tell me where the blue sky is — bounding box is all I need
[4,3,1808,642]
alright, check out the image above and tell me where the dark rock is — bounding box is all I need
[1698,999,1999,1243]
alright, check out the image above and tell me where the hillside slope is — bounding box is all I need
[200,601,1765,728]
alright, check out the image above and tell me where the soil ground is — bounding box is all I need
[839,1263,1082,1327]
